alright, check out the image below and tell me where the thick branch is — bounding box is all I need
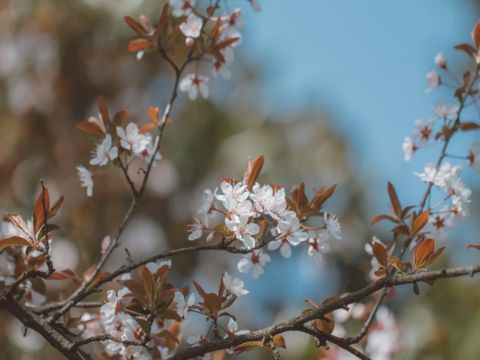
[171,264,480,359]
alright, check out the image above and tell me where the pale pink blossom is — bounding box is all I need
[180,14,203,39]
[425,70,440,92]
[435,52,447,68]
[222,271,249,297]
[179,73,209,100]
[402,137,417,161]
[237,250,270,279]
[433,101,459,121]
[77,165,93,197]
[116,123,152,155]
[324,212,342,240]
[169,0,195,17]
[90,134,118,166]
[225,214,259,249]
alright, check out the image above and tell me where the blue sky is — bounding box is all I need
[240,0,480,210]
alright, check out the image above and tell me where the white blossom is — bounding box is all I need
[435,52,447,68]
[140,136,162,166]
[77,165,93,197]
[169,0,195,17]
[425,70,440,92]
[412,118,434,143]
[222,271,248,297]
[187,217,209,241]
[365,307,401,360]
[250,184,288,219]
[197,189,215,217]
[307,230,330,263]
[116,123,152,155]
[433,101,459,121]
[225,214,259,248]
[179,73,209,100]
[180,14,203,39]
[402,137,417,161]
[215,181,253,217]
[468,142,480,172]
[174,291,195,319]
[237,250,270,279]
[324,212,342,240]
[90,134,118,166]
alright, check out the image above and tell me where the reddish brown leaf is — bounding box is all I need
[244,155,264,190]
[387,182,402,217]
[112,110,128,126]
[34,186,50,233]
[0,236,31,250]
[467,244,480,250]
[124,16,148,37]
[97,97,110,125]
[75,120,104,139]
[48,196,64,219]
[310,184,336,210]
[411,210,430,235]
[459,122,480,131]
[472,20,480,49]
[128,39,152,52]
[371,214,397,225]
[372,241,388,267]
[455,43,477,59]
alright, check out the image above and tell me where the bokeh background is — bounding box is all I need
[1,0,480,359]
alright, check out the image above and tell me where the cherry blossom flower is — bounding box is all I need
[412,118,434,143]
[365,307,401,359]
[250,183,288,219]
[215,181,253,217]
[433,101,459,121]
[324,212,342,240]
[435,52,447,69]
[197,189,215,217]
[225,214,259,248]
[140,136,162,166]
[187,334,208,346]
[174,291,195,319]
[116,123,152,155]
[225,318,249,337]
[415,163,442,186]
[187,217,209,241]
[425,70,440,92]
[307,230,330,263]
[90,134,118,166]
[100,290,123,325]
[402,137,417,161]
[468,142,480,172]
[169,0,195,17]
[77,165,93,197]
[180,14,203,39]
[222,271,249,297]
[429,210,453,242]
[237,250,270,279]
[269,211,308,258]
[179,73,209,100]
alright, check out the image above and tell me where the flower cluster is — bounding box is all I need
[76,99,163,197]
[77,260,199,360]
[188,156,341,278]
[125,1,244,101]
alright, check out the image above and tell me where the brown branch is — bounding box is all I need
[1,295,91,360]
[72,334,151,351]
[170,264,480,359]
[299,325,370,360]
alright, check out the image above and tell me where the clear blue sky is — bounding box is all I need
[241,0,480,210]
